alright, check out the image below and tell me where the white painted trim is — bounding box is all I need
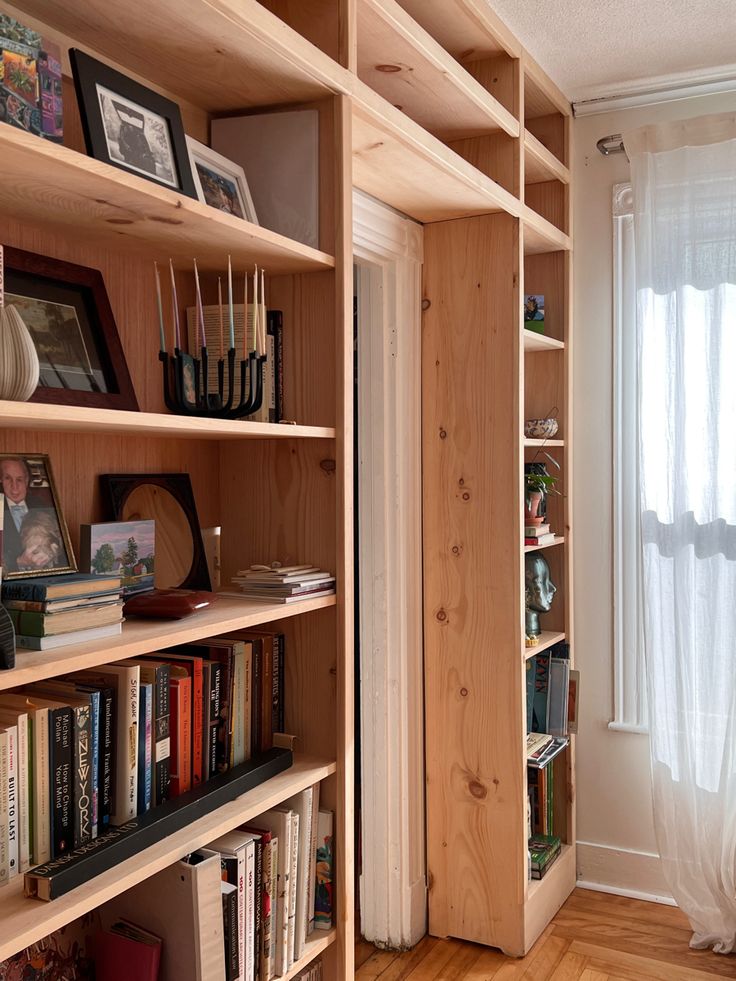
[576,840,673,905]
[574,64,736,116]
[354,190,426,949]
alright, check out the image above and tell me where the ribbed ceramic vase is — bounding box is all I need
[0,304,40,401]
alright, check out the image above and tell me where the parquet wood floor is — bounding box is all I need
[355,889,735,979]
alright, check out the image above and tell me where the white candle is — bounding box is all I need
[227,254,235,350]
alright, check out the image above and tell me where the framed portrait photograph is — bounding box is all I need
[70,49,196,198]
[2,246,138,410]
[0,454,76,578]
[186,136,258,223]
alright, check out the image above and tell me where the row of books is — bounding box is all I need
[213,783,333,981]
[526,642,578,737]
[524,523,556,547]
[229,566,336,605]
[0,629,286,881]
[528,834,561,881]
[2,572,125,650]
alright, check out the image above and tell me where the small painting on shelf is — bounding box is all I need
[80,519,155,596]
[524,294,545,334]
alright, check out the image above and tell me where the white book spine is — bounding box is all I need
[34,709,51,865]
[294,787,313,958]
[112,669,139,824]
[287,812,299,967]
[0,731,9,885]
[307,782,320,936]
[235,845,246,981]
[244,838,256,981]
[15,714,30,872]
[276,817,290,975]
[5,727,18,877]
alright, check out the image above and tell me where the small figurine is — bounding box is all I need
[525,553,556,637]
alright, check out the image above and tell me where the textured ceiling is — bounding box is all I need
[487,0,736,103]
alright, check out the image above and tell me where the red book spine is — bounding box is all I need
[169,677,192,796]
[190,662,203,785]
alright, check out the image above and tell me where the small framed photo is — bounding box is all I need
[3,246,138,410]
[524,294,545,334]
[186,137,258,223]
[70,49,196,198]
[0,454,76,578]
[80,520,155,597]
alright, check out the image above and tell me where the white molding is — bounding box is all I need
[354,190,426,949]
[576,841,674,906]
[574,65,736,116]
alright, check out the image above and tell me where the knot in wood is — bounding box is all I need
[462,491,471,501]
[320,458,336,474]
[436,608,447,623]
[468,779,487,800]
[421,298,431,311]
[460,687,468,697]
[439,428,447,439]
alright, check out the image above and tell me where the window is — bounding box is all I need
[611,183,648,732]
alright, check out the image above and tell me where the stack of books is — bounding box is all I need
[2,572,124,650]
[526,732,568,769]
[529,833,561,880]
[525,523,555,547]
[230,566,336,604]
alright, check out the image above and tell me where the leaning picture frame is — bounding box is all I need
[0,453,76,579]
[2,245,138,411]
[186,136,258,224]
[70,48,196,198]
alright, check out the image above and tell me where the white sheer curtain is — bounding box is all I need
[625,113,736,953]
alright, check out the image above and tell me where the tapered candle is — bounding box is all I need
[217,277,224,359]
[253,264,259,355]
[227,255,235,350]
[243,269,249,359]
[169,259,181,349]
[154,262,165,352]
[260,267,266,355]
[193,259,206,348]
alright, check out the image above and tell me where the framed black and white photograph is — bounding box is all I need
[186,136,258,223]
[70,49,196,198]
[0,453,76,578]
[2,245,139,411]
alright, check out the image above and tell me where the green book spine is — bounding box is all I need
[546,761,554,836]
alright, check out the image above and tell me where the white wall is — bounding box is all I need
[573,89,736,900]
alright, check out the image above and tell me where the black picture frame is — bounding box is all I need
[100,473,211,591]
[69,49,197,198]
[3,245,138,411]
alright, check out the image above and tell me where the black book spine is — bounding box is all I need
[98,689,113,835]
[251,639,262,756]
[73,704,92,849]
[276,635,285,733]
[253,838,263,981]
[209,661,222,780]
[267,310,283,423]
[153,664,171,804]
[271,636,281,737]
[25,748,293,900]
[222,886,239,981]
[50,707,74,858]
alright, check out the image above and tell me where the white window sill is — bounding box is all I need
[608,721,649,735]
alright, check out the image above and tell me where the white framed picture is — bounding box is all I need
[185,136,258,224]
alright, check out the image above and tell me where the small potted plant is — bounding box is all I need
[524,469,558,526]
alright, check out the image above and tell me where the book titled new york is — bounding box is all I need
[24,748,293,901]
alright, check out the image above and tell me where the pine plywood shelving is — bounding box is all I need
[524,129,570,185]
[0,756,336,963]
[524,631,567,661]
[524,536,565,553]
[524,330,565,353]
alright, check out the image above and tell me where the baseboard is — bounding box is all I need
[576,840,675,906]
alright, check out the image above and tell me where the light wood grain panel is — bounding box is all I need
[357,0,519,141]
[464,54,519,121]
[524,252,567,343]
[523,57,571,121]
[525,129,571,186]
[259,0,340,60]
[423,213,525,954]
[526,115,568,167]
[447,133,519,197]
[394,0,520,59]
[526,181,569,236]
[525,350,566,438]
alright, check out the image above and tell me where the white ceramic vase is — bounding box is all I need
[0,304,40,401]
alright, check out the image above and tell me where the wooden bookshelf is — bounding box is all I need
[524,536,566,553]
[523,330,565,353]
[524,129,571,185]
[524,631,567,661]
[0,756,336,962]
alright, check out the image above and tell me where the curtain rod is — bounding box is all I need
[597,133,626,155]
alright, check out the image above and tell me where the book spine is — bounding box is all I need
[153,665,171,805]
[73,704,92,849]
[1,582,46,601]
[50,707,74,857]
[271,636,281,738]
[208,661,222,780]
[251,641,262,757]
[180,680,192,795]
[5,727,18,878]
[0,731,8,885]
[223,886,240,981]
[248,840,259,981]
[33,710,51,865]
[16,716,30,872]
[277,635,285,734]
[242,649,251,764]
[191,664,203,786]
[267,325,276,423]
[314,811,333,930]
[88,692,100,840]
[267,310,283,422]
[261,638,274,753]
[232,653,245,767]
[98,690,113,835]
[287,812,299,967]
[307,785,320,936]
[260,835,276,979]
[137,684,152,813]
[220,854,244,981]
[115,670,139,824]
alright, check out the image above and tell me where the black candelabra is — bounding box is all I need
[159,346,267,419]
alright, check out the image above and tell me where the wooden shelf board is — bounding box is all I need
[524,631,566,660]
[4,595,337,691]
[523,57,571,120]
[524,536,565,553]
[523,330,565,353]
[285,929,337,980]
[20,0,345,113]
[524,438,565,447]
[352,86,522,222]
[357,0,519,141]
[395,0,520,60]
[0,401,335,442]
[0,755,336,963]
[0,126,334,274]
[522,207,571,255]
[525,843,576,949]
[524,129,570,185]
